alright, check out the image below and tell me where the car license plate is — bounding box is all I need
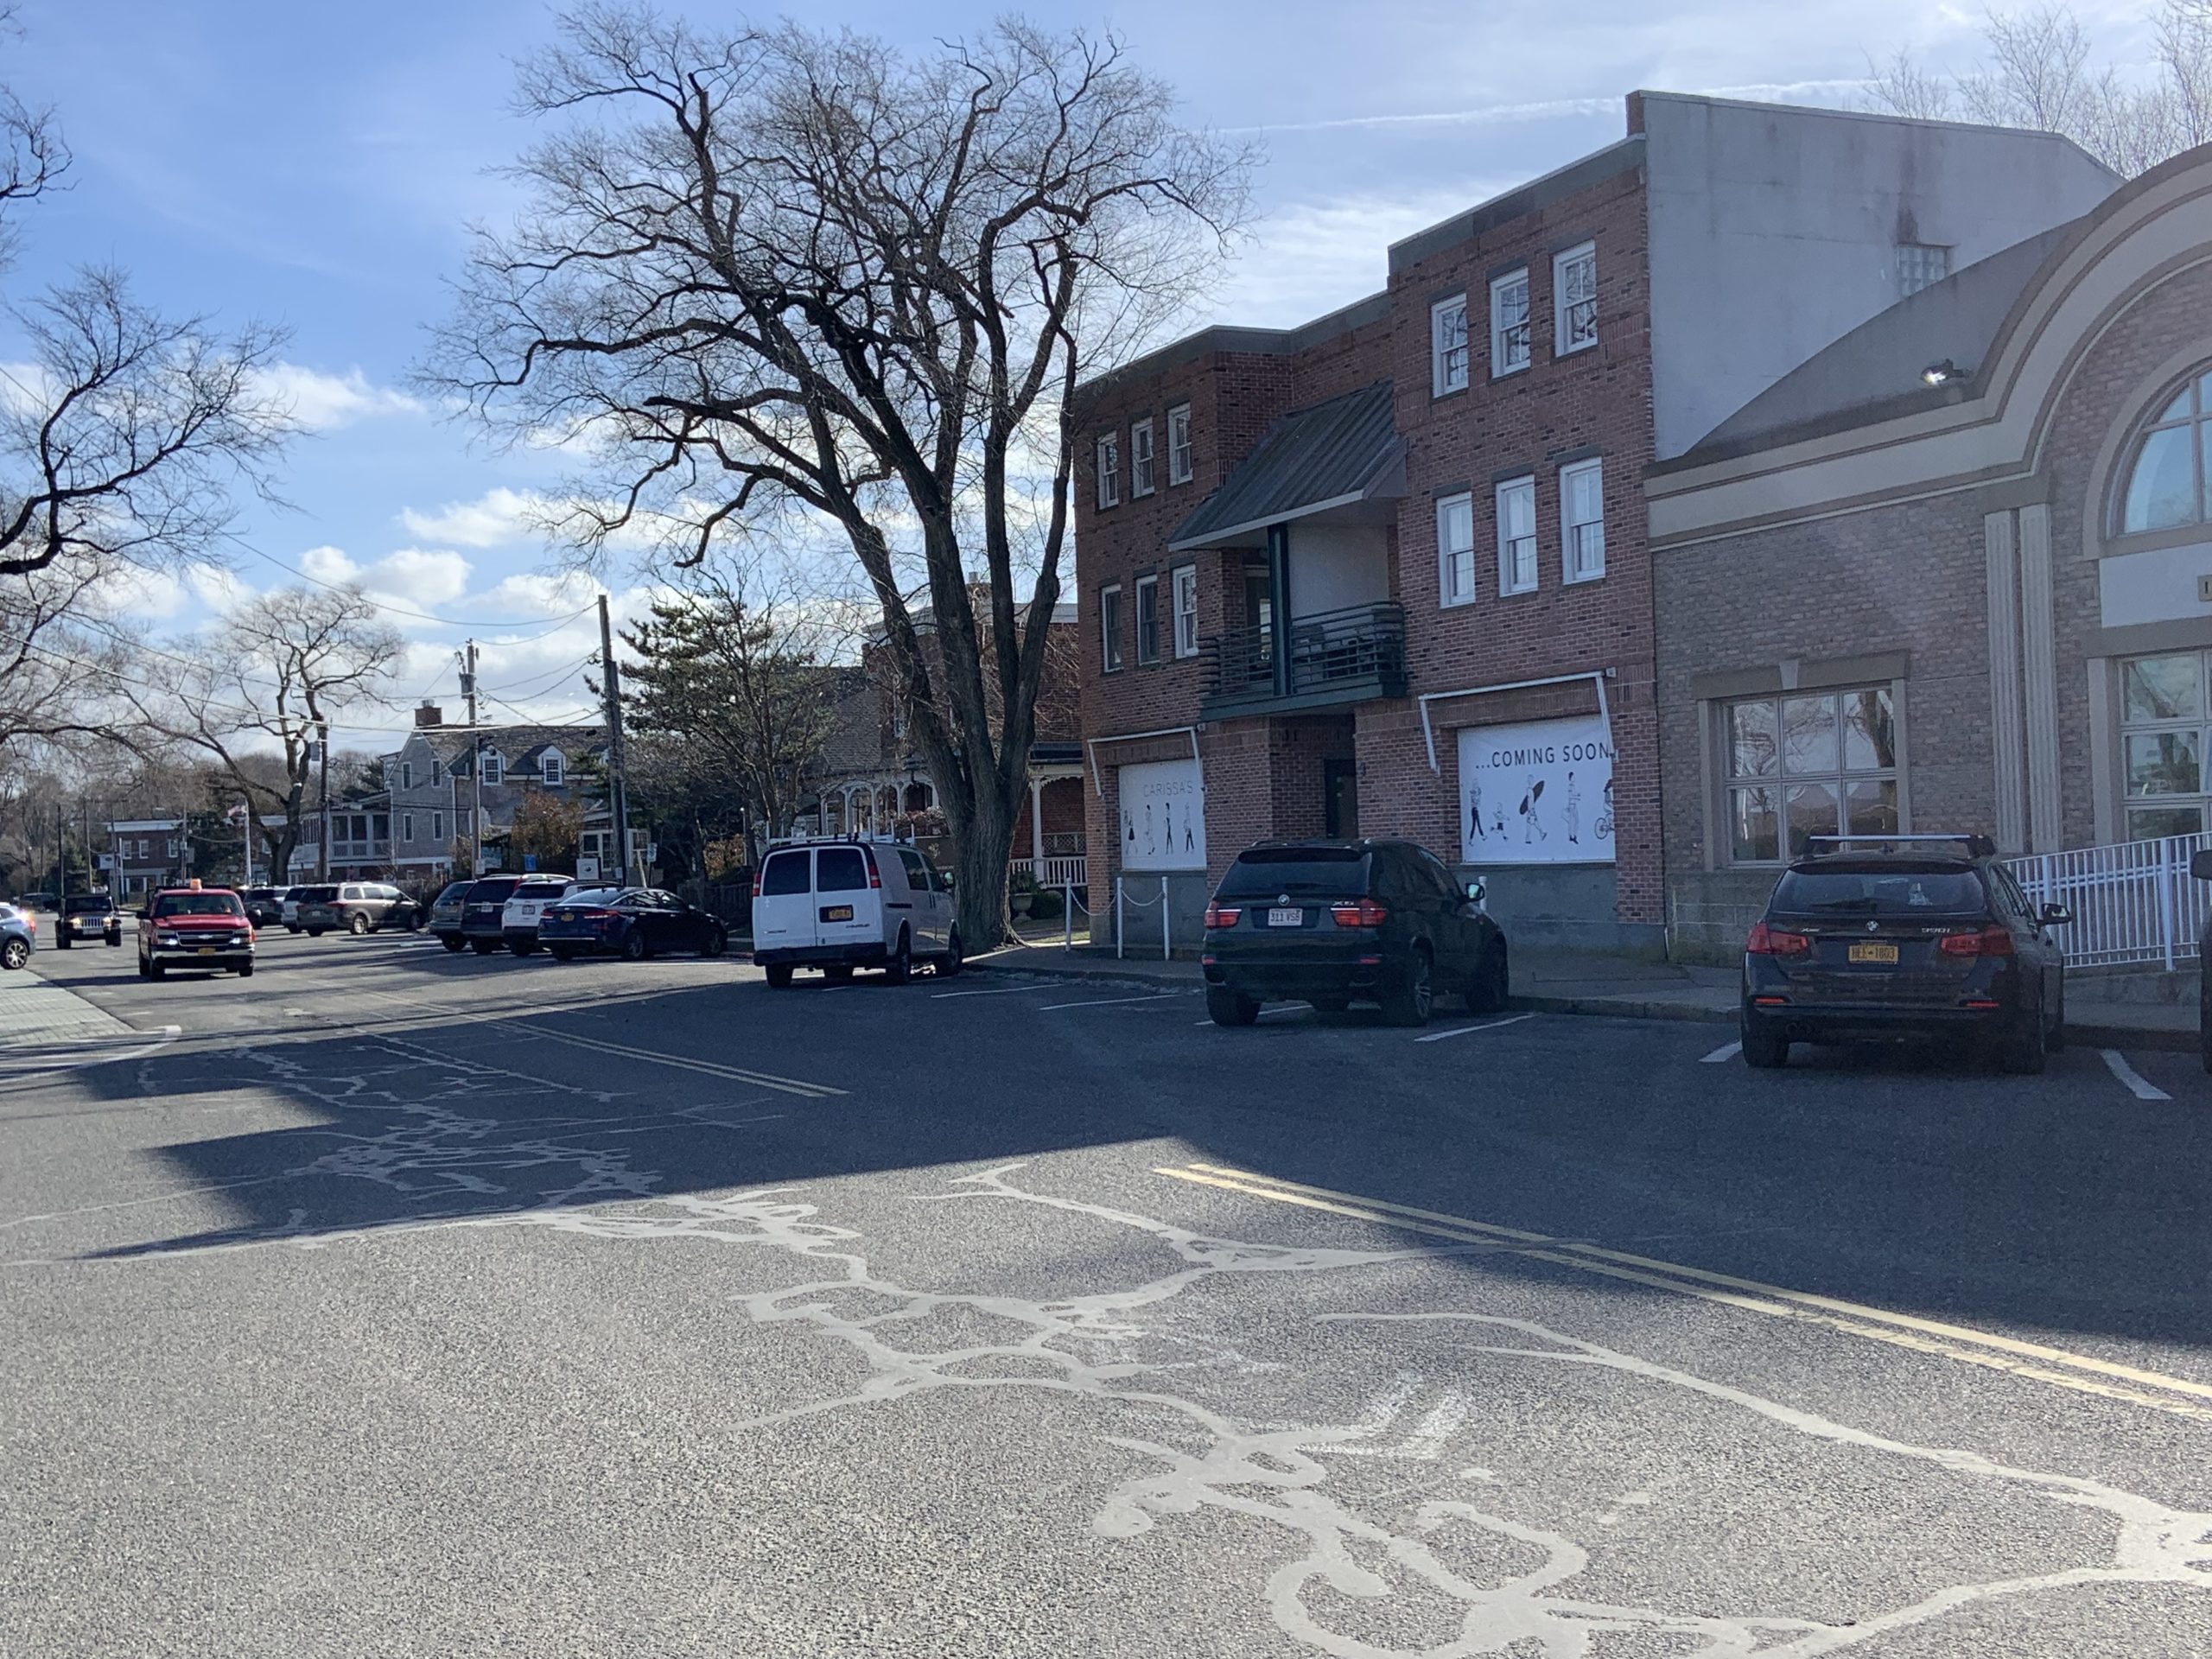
[1847,942,1899,964]
[821,905,854,923]
[195,945,215,955]
[555,911,573,922]
[1267,907,1304,928]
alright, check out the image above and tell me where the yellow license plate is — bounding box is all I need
[1847,942,1898,964]
[820,905,854,923]
[196,945,216,955]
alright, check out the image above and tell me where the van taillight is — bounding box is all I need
[1203,903,1242,928]
[1939,925,2014,958]
[864,849,881,889]
[1330,898,1389,929]
[1745,921,1811,957]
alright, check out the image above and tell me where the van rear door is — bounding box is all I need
[813,846,880,957]
[754,849,816,951]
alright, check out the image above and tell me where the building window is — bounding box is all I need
[1100,582,1123,673]
[1171,564,1198,658]
[1897,242,1951,297]
[1166,404,1193,486]
[1553,241,1598,356]
[1431,295,1469,396]
[1723,686,1900,863]
[429,759,442,785]
[400,761,413,790]
[404,813,415,842]
[1496,475,1537,594]
[1436,492,1477,607]
[2116,650,2212,839]
[2117,370,2212,535]
[480,749,503,787]
[433,811,446,842]
[1490,269,1530,377]
[1560,458,1605,582]
[543,752,563,786]
[1131,419,1155,497]
[1096,433,1121,509]
[1135,574,1160,666]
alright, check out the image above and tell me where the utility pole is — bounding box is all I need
[460,640,482,878]
[597,594,632,882]
[461,639,480,728]
[241,795,253,889]
[316,721,332,881]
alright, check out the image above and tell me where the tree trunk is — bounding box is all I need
[950,779,1017,954]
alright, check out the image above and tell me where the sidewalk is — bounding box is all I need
[0,962,137,1048]
[969,941,2197,1050]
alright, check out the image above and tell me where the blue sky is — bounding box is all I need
[3,0,2164,749]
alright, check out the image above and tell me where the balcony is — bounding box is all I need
[1200,601,1408,719]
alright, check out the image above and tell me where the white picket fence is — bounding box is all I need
[2005,831,2212,970]
[1010,855,1088,891]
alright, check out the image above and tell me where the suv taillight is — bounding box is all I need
[1746,921,1812,957]
[1329,898,1389,929]
[1203,902,1242,929]
[1939,925,2014,958]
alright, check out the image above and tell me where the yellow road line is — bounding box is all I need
[1154,1163,2212,1424]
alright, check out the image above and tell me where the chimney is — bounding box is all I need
[415,702,443,728]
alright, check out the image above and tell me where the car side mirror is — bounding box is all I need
[1463,878,1486,905]
[2194,849,2212,881]
[2040,902,2072,925]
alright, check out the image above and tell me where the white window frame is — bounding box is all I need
[1130,418,1155,497]
[1096,433,1121,509]
[480,749,503,787]
[2117,649,2212,841]
[1554,241,1597,356]
[1490,268,1530,378]
[1436,492,1477,609]
[1720,686,1902,866]
[429,759,442,785]
[543,751,564,787]
[1495,475,1537,595]
[1134,573,1160,666]
[1560,458,1605,583]
[1166,404,1193,486]
[400,761,413,790]
[404,813,415,842]
[433,811,446,842]
[1100,582,1123,673]
[1430,294,1470,396]
[1171,563,1199,658]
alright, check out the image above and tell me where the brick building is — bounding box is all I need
[1651,142,2212,958]
[1074,92,2114,952]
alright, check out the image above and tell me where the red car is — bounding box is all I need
[137,885,256,980]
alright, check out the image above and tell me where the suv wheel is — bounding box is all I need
[347,912,370,936]
[1382,948,1434,1027]
[765,963,794,989]
[236,961,255,978]
[1741,1012,1789,1069]
[939,931,963,976]
[2045,979,2067,1054]
[1467,945,1510,1014]
[1999,998,2047,1076]
[441,935,467,953]
[1206,985,1259,1027]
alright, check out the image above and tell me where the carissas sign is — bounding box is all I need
[1459,715,1615,866]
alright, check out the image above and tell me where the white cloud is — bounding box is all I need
[1211,186,1518,327]
[369,548,473,607]
[255,363,423,430]
[397,486,551,549]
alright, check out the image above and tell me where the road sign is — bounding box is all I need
[576,856,600,880]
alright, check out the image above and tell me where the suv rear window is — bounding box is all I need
[297,886,338,903]
[1217,849,1371,900]
[760,852,811,896]
[1771,868,1986,917]
[467,879,522,903]
[817,849,869,893]
[434,882,473,903]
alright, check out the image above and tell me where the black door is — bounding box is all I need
[1324,760,1358,839]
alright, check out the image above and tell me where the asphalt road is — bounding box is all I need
[3,928,2210,1656]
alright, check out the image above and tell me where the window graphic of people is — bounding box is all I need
[1520,776,1548,844]
[1468,777,1486,842]
[1564,772,1580,845]
[1124,809,1136,849]
[1596,778,1615,841]
[1143,803,1157,858]
[1162,801,1175,855]
[1184,810,1197,854]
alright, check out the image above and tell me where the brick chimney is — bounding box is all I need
[415,702,443,728]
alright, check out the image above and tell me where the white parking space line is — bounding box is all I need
[932,983,1039,1000]
[1700,1041,1743,1064]
[1414,1013,1539,1044]
[2101,1049,2173,1102]
[1037,992,1187,1012]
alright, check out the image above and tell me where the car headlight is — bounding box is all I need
[155,931,181,946]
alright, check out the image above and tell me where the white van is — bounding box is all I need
[751,839,963,988]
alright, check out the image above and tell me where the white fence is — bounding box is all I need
[1010,855,1088,891]
[2005,831,2212,970]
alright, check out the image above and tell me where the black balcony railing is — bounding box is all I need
[1200,601,1408,716]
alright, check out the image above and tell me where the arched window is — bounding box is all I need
[2118,370,2212,534]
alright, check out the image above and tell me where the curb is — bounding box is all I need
[2066,1021,2196,1053]
[1511,994,1733,1025]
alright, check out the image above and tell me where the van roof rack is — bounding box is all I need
[1803,833,1995,858]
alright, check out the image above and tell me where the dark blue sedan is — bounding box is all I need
[537,887,728,962]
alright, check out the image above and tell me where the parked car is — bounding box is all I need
[459,875,526,954]
[1741,834,2069,1072]
[295,881,422,937]
[19,891,55,912]
[137,886,255,979]
[538,887,730,961]
[0,901,35,969]
[428,880,475,952]
[752,838,962,987]
[1200,839,1509,1028]
[56,890,123,949]
[499,876,578,956]
[280,887,310,932]
[2189,849,2212,1072]
[240,887,287,928]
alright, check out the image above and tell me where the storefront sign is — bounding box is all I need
[1459,715,1615,866]
[1119,758,1206,871]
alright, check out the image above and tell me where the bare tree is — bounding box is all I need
[1869,1,2212,175]
[428,7,1249,948]
[137,586,402,880]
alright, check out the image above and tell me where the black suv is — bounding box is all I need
[56,890,122,948]
[1741,835,2069,1072]
[459,875,524,954]
[1201,839,1510,1028]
